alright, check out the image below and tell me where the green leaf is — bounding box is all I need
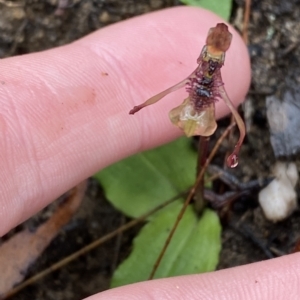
[180,0,232,21]
[94,138,197,218]
[111,204,221,287]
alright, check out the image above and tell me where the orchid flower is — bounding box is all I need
[130,23,245,168]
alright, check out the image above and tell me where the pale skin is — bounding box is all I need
[0,6,299,300]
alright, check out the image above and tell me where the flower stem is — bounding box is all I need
[194,136,209,214]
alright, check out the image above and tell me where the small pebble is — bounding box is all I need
[99,11,110,23]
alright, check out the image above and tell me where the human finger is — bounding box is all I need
[86,252,300,300]
[0,6,250,236]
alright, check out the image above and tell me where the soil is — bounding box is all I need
[1,0,300,299]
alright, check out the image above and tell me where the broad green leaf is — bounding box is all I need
[180,0,232,21]
[111,204,221,287]
[94,138,197,218]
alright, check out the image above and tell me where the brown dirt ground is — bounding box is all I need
[1,0,300,299]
